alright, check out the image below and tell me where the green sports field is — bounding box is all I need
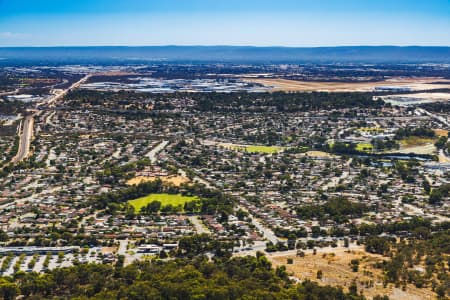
[231,145,284,154]
[128,193,199,212]
[355,143,373,152]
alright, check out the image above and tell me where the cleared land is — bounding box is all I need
[304,151,333,158]
[128,193,199,212]
[269,250,435,300]
[388,137,437,155]
[243,77,450,92]
[434,129,449,137]
[126,175,190,187]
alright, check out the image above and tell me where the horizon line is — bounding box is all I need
[0,44,450,48]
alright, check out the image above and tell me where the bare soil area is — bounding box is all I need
[269,250,436,300]
[126,175,190,187]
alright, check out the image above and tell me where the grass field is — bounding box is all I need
[128,193,199,212]
[232,145,284,154]
[355,143,373,152]
[359,127,384,133]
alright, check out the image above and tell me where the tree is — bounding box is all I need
[316,270,323,279]
[0,280,19,300]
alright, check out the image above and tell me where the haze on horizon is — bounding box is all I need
[0,0,449,47]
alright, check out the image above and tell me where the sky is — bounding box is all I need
[0,0,449,47]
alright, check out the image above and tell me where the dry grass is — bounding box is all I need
[399,137,436,148]
[434,129,449,137]
[305,151,333,158]
[269,250,435,300]
[243,77,450,92]
[126,175,190,187]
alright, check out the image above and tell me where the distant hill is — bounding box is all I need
[0,46,449,64]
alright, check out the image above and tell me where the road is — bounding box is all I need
[189,216,211,234]
[238,205,280,245]
[0,88,19,96]
[39,74,92,108]
[416,107,450,128]
[9,74,92,165]
[178,165,281,245]
[145,140,169,163]
[323,158,352,190]
[11,115,34,163]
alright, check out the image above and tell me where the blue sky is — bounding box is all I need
[0,0,449,46]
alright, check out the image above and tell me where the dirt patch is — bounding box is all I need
[305,151,333,158]
[434,129,449,137]
[126,175,190,187]
[101,247,117,255]
[269,250,435,300]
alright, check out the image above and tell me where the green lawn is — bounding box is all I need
[128,193,199,212]
[240,145,284,154]
[356,143,373,152]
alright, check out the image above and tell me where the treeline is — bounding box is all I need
[394,127,435,140]
[420,102,450,113]
[429,183,450,205]
[96,158,152,185]
[355,218,450,237]
[327,142,435,160]
[365,230,450,298]
[191,92,384,112]
[296,198,369,223]
[0,100,26,115]
[0,255,370,299]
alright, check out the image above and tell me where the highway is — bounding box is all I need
[11,115,34,163]
[10,74,91,164]
[39,74,92,108]
[416,107,450,128]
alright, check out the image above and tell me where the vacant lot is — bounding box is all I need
[269,250,435,300]
[434,129,449,137]
[126,175,190,187]
[243,77,450,92]
[128,193,199,212]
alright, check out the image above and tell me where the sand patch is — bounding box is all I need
[269,250,435,300]
[126,175,190,186]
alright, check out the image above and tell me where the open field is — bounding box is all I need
[305,150,333,158]
[434,129,449,137]
[400,137,435,148]
[359,127,385,133]
[390,137,437,155]
[269,250,435,300]
[243,77,450,92]
[234,145,284,154]
[381,92,450,106]
[126,175,190,187]
[128,193,199,212]
[201,139,284,153]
